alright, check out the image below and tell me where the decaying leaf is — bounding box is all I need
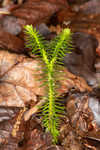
[0,28,24,53]
[66,93,100,140]
[0,50,92,107]
[12,0,69,26]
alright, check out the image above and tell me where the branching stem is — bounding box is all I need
[24,25,72,143]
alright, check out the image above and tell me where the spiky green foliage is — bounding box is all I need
[24,25,72,143]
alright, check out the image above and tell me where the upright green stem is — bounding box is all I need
[48,63,54,121]
[47,62,57,142]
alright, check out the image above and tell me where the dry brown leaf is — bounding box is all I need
[0,50,91,107]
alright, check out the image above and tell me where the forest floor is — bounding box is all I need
[0,0,100,150]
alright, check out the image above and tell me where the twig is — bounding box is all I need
[12,107,26,137]
[0,8,10,14]
[24,99,46,121]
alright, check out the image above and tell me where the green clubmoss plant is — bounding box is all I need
[24,25,72,143]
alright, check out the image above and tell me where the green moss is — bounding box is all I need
[24,25,72,143]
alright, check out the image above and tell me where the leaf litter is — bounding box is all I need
[0,0,100,149]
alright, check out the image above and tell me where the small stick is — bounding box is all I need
[24,99,46,121]
[12,107,26,137]
[0,8,10,14]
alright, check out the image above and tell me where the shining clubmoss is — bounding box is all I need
[24,25,73,143]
